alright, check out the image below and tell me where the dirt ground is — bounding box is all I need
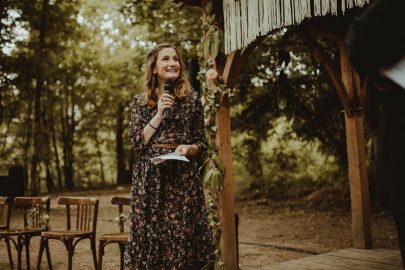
[0,187,400,269]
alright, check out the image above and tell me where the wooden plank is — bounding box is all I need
[326,248,403,266]
[262,249,402,270]
[261,260,316,270]
[288,258,355,270]
[332,248,401,257]
[339,42,372,249]
[262,258,348,270]
[302,253,403,270]
[241,266,266,270]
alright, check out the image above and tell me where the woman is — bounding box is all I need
[124,43,214,269]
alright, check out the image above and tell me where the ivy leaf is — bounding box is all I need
[210,28,219,60]
[205,1,214,15]
[204,35,211,60]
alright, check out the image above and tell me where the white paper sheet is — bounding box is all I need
[380,56,405,90]
[150,151,190,165]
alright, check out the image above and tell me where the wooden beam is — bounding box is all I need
[222,51,241,87]
[223,35,267,87]
[299,30,353,118]
[339,42,372,249]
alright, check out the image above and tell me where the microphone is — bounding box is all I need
[163,79,174,127]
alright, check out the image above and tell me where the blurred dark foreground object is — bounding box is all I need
[345,0,405,267]
[0,159,25,198]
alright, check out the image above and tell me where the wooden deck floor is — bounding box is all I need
[252,248,403,270]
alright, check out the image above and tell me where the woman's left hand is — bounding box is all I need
[175,144,196,156]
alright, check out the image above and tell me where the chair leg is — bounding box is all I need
[45,239,53,270]
[67,238,74,270]
[91,237,98,270]
[36,237,45,270]
[17,236,23,270]
[5,238,14,269]
[97,240,105,270]
[24,236,31,270]
[118,242,126,270]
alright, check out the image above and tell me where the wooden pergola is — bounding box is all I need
[179,1,373,269]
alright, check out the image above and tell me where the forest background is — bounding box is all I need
[0,0,376,204]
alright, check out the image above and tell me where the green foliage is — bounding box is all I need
[0,0,150,192]
[198,1,228,267]
[198,66,227,269]
[0,0,209,194]
[233,117,342,199]
[231,29,348,196]
[122,0,202,57]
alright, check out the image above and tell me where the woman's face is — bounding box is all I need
[153,47,181,82]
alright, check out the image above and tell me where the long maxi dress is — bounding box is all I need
[124,91,215,269]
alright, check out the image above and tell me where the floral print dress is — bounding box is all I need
[124,91,214,269]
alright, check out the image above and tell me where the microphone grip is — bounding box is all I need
[163,107,170,119]
[162,90,171,127]
[162,80,174,127]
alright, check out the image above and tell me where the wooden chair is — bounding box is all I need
[0,196,13,268]
[97,196,130,270]
[0,197,52,270]
[37,196,99,270]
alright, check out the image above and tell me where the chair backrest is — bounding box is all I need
[14,197,51,229]
[111,196,130,233]
[57,196,99,233]
[0,196,11,229]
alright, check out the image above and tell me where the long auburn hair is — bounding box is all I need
[143,43,191,107]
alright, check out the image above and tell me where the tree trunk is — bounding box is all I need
[30,0,49,195]
[42,97,54,193]
[94,131,106,185]
[116,103,126,185]
[45,161,53,192]
[50,108,63,191]
[63,84,75,190]
[23,97,33,195]
[245,136,264,193]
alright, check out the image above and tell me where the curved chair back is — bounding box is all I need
[0,196,11,229]
[57,196,99,232]
[111,196,131,233]
[14,197,50,229]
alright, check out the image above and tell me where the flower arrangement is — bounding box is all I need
[113,213,128,231]
[26,204,50,229]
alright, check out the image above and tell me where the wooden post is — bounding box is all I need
[214,52,243,270]
[339,42,372,249]
[216,94,237,270]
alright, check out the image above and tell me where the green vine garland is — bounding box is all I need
[199,1,234,268]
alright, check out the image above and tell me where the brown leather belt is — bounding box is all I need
[152,144,180,149]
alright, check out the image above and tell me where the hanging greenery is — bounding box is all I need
[199,1,234,268]
[198,62,224,270]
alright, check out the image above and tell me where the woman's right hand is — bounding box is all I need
[157,93,174,118]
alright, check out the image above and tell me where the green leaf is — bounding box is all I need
[212,153,226,176]
[210,28,219,59]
